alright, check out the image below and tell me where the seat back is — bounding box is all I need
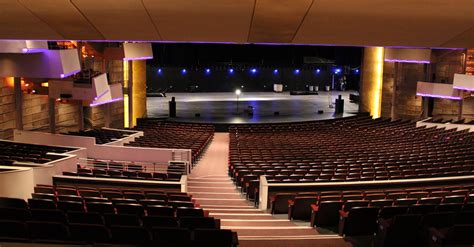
[110,225,151,245]
[69,223,110,243]
[292,196,317,220]
[194,228,234,247]
[384,214,422,247]
[341,207,380,236]
[315,201,343,227]
[271,193,295,214]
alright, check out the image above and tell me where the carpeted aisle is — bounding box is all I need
[188,133,352,247]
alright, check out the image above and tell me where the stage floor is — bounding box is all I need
[146,91,359,124]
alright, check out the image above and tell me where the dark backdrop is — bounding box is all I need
[146,43,362,92]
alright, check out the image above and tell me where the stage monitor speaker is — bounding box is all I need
[274,111,279,116]
[169,97,176,117]
[335,95,344,114]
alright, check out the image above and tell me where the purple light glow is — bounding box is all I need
[453,86,474,91]
[416,93,461,100]
[123,56,154,61]
[60,69,81,78]
[94,89,110,101]
[385,59,431,64]
[90,97,124,107]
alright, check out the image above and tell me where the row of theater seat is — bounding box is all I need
[67,129,131,144]
[0,140,75,164]
[0,220,235,246]
[127,121,214,162]
[66,167,182,181]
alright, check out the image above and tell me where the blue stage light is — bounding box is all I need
[205,68,211,74]
[250,68,257,74]
[334,68,341,74]
[294,69,300,74]
[181,68,187,75]
[157,68,162,74]
[316,69,321,74]
[355,69,359,74]
[273,69,279,74]
[229,68,234,74]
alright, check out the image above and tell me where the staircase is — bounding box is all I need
[187,133,349,247]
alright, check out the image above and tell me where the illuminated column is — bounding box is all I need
[123,61,131,128]
[132,60,147,127]
[12,77,23,130]
[360,47,384,118]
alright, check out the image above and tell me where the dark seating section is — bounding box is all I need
[229,117,474,203]
[67,159,184,181]
[126,121,215,162]
[67,128,132,144]
[0,140,76,165]
[0,189,237,246]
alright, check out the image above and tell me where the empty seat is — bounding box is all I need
[142,216,178,228]
[86,202,115,214]
[310,201,344,227]
[378,214,422,247]
[30,209,67,224]
[194,228,234,247]
[180,216,217,229]
[437,203,464,213]
[139,199,166,207]
[429,224,474,246]
[0,197,27,209]
[115,203,144,215]
[0,208,31,221]
[408,204,437,215]
[168,201,194,208]
[28,198,56,210]
[151,227,192,246]
[177,207,204,218]
[67,211,104,225]
[270,193,295,214]
[69,223,110,243]
[104,213,140,227]
[0,220,29,241]
[78,189,101,198]
[288,196,317,220]
[27,221,70,241]
[57,201,85,212]
[339,207,380,236]
[110,226,151,245]
[146,205,174,217]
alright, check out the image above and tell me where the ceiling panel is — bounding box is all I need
[71,0,160,41]
[441,27,474,48]
[248,0,313,43]
[293,0,474,48]
[19,0,104,40]
[0,0,62,40]
[143,0,254,43]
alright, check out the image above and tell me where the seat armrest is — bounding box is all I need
[339,210,349,218]
[428,227,445,247]
[310,204,319,227]
[310,204,319,212]
[288,202,294,220]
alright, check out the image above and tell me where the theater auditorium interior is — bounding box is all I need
[2,1,474,247]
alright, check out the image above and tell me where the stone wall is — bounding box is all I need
[391,63,424,120]
[0,78,16,139]
[381,62,395,118]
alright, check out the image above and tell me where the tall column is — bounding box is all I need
[132,60,147,127]
[360,47,384,118]
[13,77,23,130]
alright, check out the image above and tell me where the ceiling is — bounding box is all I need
[1,0,474,48]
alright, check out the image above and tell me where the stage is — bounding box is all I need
[146,91,359,127]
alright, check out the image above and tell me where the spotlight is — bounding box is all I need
[294,69,300,74]
[205,68,211,74]
[235,89,241,95]
[250,68,257,74]
[273,69,279,74]
[229,68,234,74]
[157,68,162,74]
[355,69,360,74]
[316,69,321,74]
[181,68,187,75]
[334,68,341,74]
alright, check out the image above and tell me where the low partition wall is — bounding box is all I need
[102,128,143,146]
[14,130,192,164]
[53,175,188,193]
[417,118,474,132]
[0,166,35,200]
[258,175,474,210]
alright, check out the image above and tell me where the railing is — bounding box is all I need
[78,158,189,176]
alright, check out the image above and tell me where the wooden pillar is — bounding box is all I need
[49,98,56,133]
[360,47,384,118]
[132,60,147,127]
[390,63,399,119]
[128,61,134,128]
[13,77,23,130]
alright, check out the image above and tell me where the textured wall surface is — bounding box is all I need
[0,78,16,139]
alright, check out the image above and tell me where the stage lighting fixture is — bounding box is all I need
[235,89,241,95]
[316,69,321,74]
[181,68,187,74]
[229,68,234,74]
[250,68,257,74]
[273,69,279,74]
[294,69,300,74]
[205,68,211,74]
[355,69,360,74]
[158,68,162,74]
[334,68,341,74]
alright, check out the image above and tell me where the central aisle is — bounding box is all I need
[188,133,351,247]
